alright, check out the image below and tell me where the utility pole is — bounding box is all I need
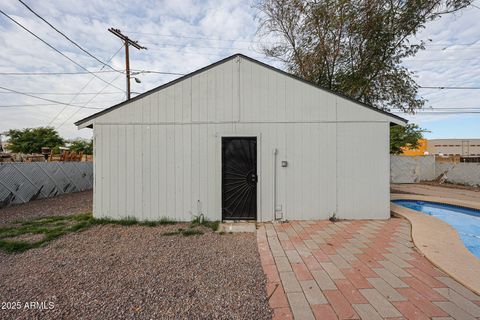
[108,28,147,100]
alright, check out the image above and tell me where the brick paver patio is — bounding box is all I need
[257,219,480,320]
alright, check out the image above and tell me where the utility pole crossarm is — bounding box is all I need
[108,28,147,100]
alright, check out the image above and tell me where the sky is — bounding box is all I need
[0,0,479,140]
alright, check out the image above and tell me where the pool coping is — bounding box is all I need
[391,193,480,296]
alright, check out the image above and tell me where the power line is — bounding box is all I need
[417,32,480,46]
[128,29,480,59]
[0,10,125,92]
[393,107,480,111]
[137,34,479,53]
[132,69,184,76]
[425,107,480,110]
[0,100,123,108]
[146,46,271,59]
[142,41,253,51]
[48,46,123,126]
[0,104,104,109]
[0,86,110,110]
[393,109,480,114]
[424,43,480,47]
[0,70,121,76]
[124,30,268,44]
[56,73,123,129]
[0,69,183,76]
[18,0,119,72]
[419,86,480,90]
[137,42,276,60]
[425,47,480,51]
[404,57,480,62]
[395,111,480,114]
[0,91,123,95]
[132,31,480,52]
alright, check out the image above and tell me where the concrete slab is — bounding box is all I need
[218,222,256,233]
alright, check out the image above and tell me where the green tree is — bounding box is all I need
[68,138,93,155]
[390,124,427,155]
[256,0,471,113]
[6,127,65,154]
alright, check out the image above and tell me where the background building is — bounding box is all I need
[427,139,480,157]
[401,139,428,156]
[401,138,480,163]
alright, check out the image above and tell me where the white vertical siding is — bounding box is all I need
[91,56,394,221]
[336,122,390,219]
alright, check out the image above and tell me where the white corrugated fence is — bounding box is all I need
[390,155,480,187]
[0,162,93,208]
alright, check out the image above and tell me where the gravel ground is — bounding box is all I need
[0,191,92,226]
[0,224,271,319]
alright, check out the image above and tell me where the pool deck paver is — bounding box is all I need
[257,219,480,319]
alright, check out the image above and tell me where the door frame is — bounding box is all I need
[217,133,262,221]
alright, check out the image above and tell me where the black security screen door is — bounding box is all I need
[222,137,257,220]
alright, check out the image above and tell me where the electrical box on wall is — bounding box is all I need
[281,161,288,167]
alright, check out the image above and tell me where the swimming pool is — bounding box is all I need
[392,200,480,259]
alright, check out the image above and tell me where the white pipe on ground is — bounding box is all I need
[273,148,278,220]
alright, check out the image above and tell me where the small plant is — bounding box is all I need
[162,227,203,237]
[0,213,181,253]
[329,212,338,223]
[0,240,31,253]
[115,216,138,226]
[140,217,177,226]
[162,230,181,236]
[157,217,177,225]
[191,214,205,224]
[182,228,204,236]
[140,220,159,227]
[0,211,223,253]
[93,216,176,226]
[0,213,94,253]
[190,215,219,232]
[91,217,114,225]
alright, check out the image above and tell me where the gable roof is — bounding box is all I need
[75,53,407,127]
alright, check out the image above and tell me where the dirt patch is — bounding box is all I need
[0,191,92,226]
[0,224,271,320]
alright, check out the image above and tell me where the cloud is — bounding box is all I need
[0,0,479,140]
[392,4,480,137]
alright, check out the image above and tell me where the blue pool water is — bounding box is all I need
[392,200,480,259]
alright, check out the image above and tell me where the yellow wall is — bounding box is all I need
[401,139,427,156]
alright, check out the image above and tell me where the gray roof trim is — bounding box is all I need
[75,53,408,127]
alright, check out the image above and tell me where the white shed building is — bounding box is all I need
[76,54,407,222]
